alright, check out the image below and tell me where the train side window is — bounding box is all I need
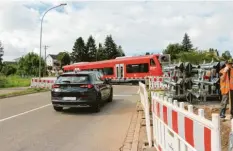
[150,59,156,66]
[103,67,113,75]
[126,63,149,73]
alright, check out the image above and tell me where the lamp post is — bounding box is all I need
[39,3,67,79]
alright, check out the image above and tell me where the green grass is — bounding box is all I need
[0,88,49,99]
[0,75,31,88]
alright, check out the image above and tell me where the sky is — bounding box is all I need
[1,0,233,61]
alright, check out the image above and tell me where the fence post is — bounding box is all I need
[179,102,186,151]
[172,100,180,151]
[212,114,221,151]
[143,83,152,147]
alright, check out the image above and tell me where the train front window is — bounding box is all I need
[150,59,156,66]
[126,63,149,73]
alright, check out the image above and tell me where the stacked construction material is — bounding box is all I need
[162,60,226,103]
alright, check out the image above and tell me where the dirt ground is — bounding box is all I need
[137,102,231,151]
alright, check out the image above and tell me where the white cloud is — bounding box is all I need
[1,1,233,61]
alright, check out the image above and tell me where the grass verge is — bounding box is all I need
[0,88,49,99]
[0,75,31,88]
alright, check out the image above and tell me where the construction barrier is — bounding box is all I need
[151,91,221,151]
[30,77,56,89]
[147,76,169,91]
[139,82,152,147]
[138,82,223,151]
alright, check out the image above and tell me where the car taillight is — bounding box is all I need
[80,84,94,89]
[52,84,60,88]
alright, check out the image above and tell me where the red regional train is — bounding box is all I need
[62,54,170,84]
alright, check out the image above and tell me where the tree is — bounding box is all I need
[17,52,45,77]
[1,64,17,76]
[221,50,232,60]
[117,45,125,56]
[86,35,97,61]
[176,50,220,64]
[57,51,71,67]
[208,48,220,57]
[96,43,106,61]
[162,43,183,60]
[104,35,119,59]
[182,33,193,52]
[70,37,88,62]
[145,52,150,55]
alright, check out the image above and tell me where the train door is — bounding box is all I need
[115,64,124,79]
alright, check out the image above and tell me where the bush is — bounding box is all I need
[1,64,17,76]
[0,75,31,88]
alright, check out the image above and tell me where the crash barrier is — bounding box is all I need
[30,77,56,89]
[146,76,169,90]
[151,91,221,151]
[148,60,226,103]
[139,82,152,147]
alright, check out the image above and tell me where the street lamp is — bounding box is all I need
[39,3,67,79]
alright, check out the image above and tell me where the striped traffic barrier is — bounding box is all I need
[30,77,56,89]
[146,76,169,90]
[151,92,221,151]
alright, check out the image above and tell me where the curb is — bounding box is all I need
[131,104,143,151]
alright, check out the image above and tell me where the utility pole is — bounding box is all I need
[44,45,49,76]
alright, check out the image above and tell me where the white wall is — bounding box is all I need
[46,56,53,67]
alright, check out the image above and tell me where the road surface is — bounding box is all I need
[0,85,139,151]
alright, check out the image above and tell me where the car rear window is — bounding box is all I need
[56,74,90,84]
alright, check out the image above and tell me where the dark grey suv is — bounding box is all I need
[51,71,113,112]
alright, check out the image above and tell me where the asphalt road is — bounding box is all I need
[0,85,139,151]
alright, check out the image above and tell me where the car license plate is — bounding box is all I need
[63,97,76,101]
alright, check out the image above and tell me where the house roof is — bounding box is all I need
[48,54,58,59]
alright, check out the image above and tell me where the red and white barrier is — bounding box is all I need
[151,91,221,151]
[30,77,56,89]
[147,76,169,90]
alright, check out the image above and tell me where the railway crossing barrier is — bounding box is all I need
[139,82,222,151]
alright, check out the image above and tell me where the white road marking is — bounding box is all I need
[0,103,52,123]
